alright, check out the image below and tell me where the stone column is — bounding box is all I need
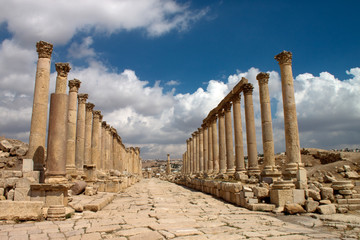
[101,121,107,171]
[192,132,196,173]
[207,121,214,174]
[257,72,281,179]
[84,102,94,166]
[45,62,70,183]
[98,114,103,170]
[212,116,219,174]
[166,154,171,175]
[243,83,260,176]
[105,124,111,171]
[189,138,193,174]
[218,110,226,174]
[202,124,208,174]
[186,139,190,174]
[91,110,101,169]
[66,79,81,174]
[110,127,117,170]
[195,131,200,173]
[224,102,235,175]
[275,51,302,178]
[198,128,204,174]
[27,41,53,178]
[232,94,246,176]
[75,93,88,174]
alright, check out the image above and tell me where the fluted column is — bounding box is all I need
[275,51,302,178]
[84,103,94,166]
[224,102,235,174]
[243,83,260,176]
[212,116,219,174]
[232,94,246,175]
[45,62,70,183]
[202,124,208,174]
[198,128,204,173]
[257,72,281,179]
[207,121,214,174]
[75,93,88,174]
[218,110,226,174]
[66,79,81,174]
[27,41,53,177]
[91,110,101,170]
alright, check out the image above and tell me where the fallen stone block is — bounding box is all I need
[284,203,306,215]
[253,186,269,198]
[306,189,321,201]
[317,204,336,215]
[0,140,12,152]
[246,203,275,212]
[304,200,319,213]
[71,181,87,195]
[320,187,334,201]
[0,201,44,220]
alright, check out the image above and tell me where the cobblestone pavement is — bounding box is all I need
[0,178,358,240]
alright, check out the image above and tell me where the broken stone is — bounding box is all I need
[345,171,360,179]
[319,200,332,205]
[343,165,351,172]
[0,152,10,158]
[306,189,321,201]
[71,181,87,195]
[253,186,269,198]
[317,204,336,215]
[304,200,319,213]
[320,187,334,201]
[284,203,306,215]
[0,140,12,152]
[7,189,14,200]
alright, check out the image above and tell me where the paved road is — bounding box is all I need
[0,178,354,239]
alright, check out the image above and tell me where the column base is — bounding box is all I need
[234,171,248,181]
[226,168,236,175]
[261,165,282,183]
[215,173,229,180]
[247,167,261,176]
[66,165,76,175]
[45,175,68,184]
[283,162,304,180]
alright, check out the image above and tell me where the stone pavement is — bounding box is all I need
[0,178,359,240]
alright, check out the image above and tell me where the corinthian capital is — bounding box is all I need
[77,93,88,104]
[92,110,101,119]
[55,63,71,77]
[256,72,270,85]
[224,102,232,112]
[231,94,241,103]
[274,50,292,65]
[243,83,254,95]
[68,79,81,93]
[85,102,95,112]
[36,41,53,58]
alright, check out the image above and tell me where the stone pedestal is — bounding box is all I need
[275,51,303,179]
[270,180,295,207]
[30,184,69,206]
[243,83,260,176]
[27,41,53,182]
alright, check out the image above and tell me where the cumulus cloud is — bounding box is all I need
[68,37,96,59]
[165,80,180,86]
[0,0,208,46]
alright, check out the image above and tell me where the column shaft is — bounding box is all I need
[232,95,246,173]
[84,103,94,166]
[224,103,235,174]
[75,94,88,173]
[208,122,214,174]
[91,111,101,169]
[202,125,208,174]
[212,117,219,174]
[198,128,204,173]
[218,111,226,174]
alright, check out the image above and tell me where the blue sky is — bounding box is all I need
[0,0,359,159]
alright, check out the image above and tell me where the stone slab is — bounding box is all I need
[0,201,44,220]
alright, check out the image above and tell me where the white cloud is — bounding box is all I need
[68,37,95,59]
[0,0,208,46]
[166,80,180,86]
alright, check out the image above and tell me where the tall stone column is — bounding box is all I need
[91,110,101,170]
[105,124,111,171]
[84,102,95,166]
[186,139,190,174]
[27,41,53,178]
[207,121,214,174]
[45,62,70,183]
[75,93,88,174]
[257,72,281,179]
[275,51,302,178]
[224,102,235,174]
[196,131,200,173]
[166,154,171,175]
[66,79,81,175]
[232,94,246,176]
[198,128,204,174]
[192,133,196,173]
[189,138,193,174]
[101,121,107,171]
[110,127,117,170]
[212,116,219,174]
[98,115,103,170]
[218,110,226,174]
[202,124,208,174]
[243,83,260,176]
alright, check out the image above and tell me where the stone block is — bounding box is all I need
[3,171,22,178]
[339,189,352,195]
[304,200,319,213]
[345,171,359,179]
[306,189,321,201]
[348,198,360,204]
[7,189,14,200]
[31,189,45,202]
[22,159,34,171]
[320,187,334,201]
[0,140,12,152]
[246,203,275,212]
[317,204,336,215]
[284,203,306,215]
[14,188,30,201]
[348,204,360,211]
[16,178,32,188]
[23,171,40,182]
[243,186,252,192]
[293,189,305,205]
[46,191,64,206]
[0,201,44,220]
[320,199,332,205]
[247,198,259,204]
[253,187,269,198]
[243,191,254,198]
[270,189,293,207]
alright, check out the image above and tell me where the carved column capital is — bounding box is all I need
[198,127,203,133]
[224,102,232,112]
[218,109,225,117]
[85,102,95,112]
[68,79,81,93]
[77,93,88,104]
[105,124,111,131]
[231,94,241,103]
[55,63,71,77]
[243,83,254,95]
[93,110,101,119]
[256,72,270,85]
[36,41,53,58]
[99,114,103,122]
[274,50,292,65]
[110,127,117,135]
[102,121,107,128]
